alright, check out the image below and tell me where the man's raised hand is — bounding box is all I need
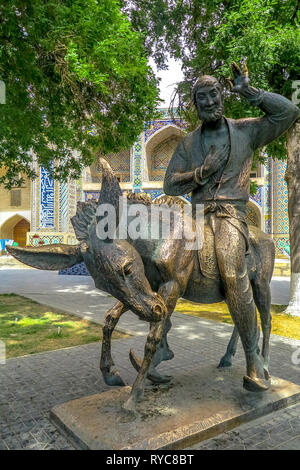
[226,60,249,94]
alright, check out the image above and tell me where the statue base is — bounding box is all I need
[50,365,300,450]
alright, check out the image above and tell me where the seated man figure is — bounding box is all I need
[163,61,299,391]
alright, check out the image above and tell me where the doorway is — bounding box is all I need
[13,219,30,246]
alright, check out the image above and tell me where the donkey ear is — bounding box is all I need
[98,157,122,207]
[98,157,124,231]
[6,244,83,271]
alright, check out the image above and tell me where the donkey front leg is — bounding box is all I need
[123,319,164,413]
[218,325,239,368]
[129,280,181,384]
[100,301,127,386]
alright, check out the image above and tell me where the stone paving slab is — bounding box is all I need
[50,366,300,450]
[0,268,299,450]
[1,315,300,450]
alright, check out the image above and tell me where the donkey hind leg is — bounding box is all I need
[129,281,180,384]
[218,326,239,368]
[252,280,272,380]
[100,301,127,386]
[123,320,165,413]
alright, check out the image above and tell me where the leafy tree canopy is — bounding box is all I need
[0,0,160,188]
[123,0,300,162]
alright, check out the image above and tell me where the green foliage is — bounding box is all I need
[124,0,300,161]
[0,1,160,188]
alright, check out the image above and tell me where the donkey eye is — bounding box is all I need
[123,263,133,275]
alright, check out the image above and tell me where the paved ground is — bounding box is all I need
[0,269,299,450]
[0,269,291,324]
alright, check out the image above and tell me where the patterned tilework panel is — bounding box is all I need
[273,234,290,258]
[85,151,130,183]
[85,191,100,202]
[264,158,272,234]
[76,176,83,203]
[59,262,90,276]
[59,181,68,232]
[150,136,182,181]
[273,159,289,234]
[40,167,55,229]
[133,135,143,189]
[68,179,78,233]
[250,186,263,208]
[28,234,64,246]
[145,119,186,142]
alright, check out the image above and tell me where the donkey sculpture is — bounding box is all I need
[8,159,275,412]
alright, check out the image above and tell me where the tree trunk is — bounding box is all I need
[285,121,300,316]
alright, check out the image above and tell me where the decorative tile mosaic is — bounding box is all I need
[133,134,143,190]
[59,181,68,232]
[145,119,186,142]
[40,167,55,229]
[68,179,77,233]
[59,262,90,276]
[28,234,64,246]
[272,159,289,235]
[264,157,272,234]
[150,136,182,181]
[250,186,263,208]
[85,151,130,183]
[84,191,100,202]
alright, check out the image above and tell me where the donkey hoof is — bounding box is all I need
[122,397,137,415]
[102,369,126,387]
[129,349,172,384]
[217,356,232,368]
[148,371,172,385]
[243,375,270,392]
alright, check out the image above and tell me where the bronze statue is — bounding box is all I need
[8,162,274,412]
[164,60,299,394]
[7,62,299,413]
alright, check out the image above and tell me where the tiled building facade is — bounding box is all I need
[0,109,290,268]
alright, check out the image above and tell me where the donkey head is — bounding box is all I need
[88,235,165,322]
[86,157,166,321]
[8,157,166,323]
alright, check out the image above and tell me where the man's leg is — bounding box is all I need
[214,217,269,391]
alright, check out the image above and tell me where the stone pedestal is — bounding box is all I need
[50,365,300,450]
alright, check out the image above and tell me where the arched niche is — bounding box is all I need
[85,150,131,184]
[246,200,262,228]
[0,214,30,245]
[145,125,185,182]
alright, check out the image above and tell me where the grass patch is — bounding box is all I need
[0,294,128,358]
[273,262,290,277]
[175,299,300,341]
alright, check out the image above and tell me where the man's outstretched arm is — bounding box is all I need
[229,61,300,149]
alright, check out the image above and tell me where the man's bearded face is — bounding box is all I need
[195,85,224,122]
